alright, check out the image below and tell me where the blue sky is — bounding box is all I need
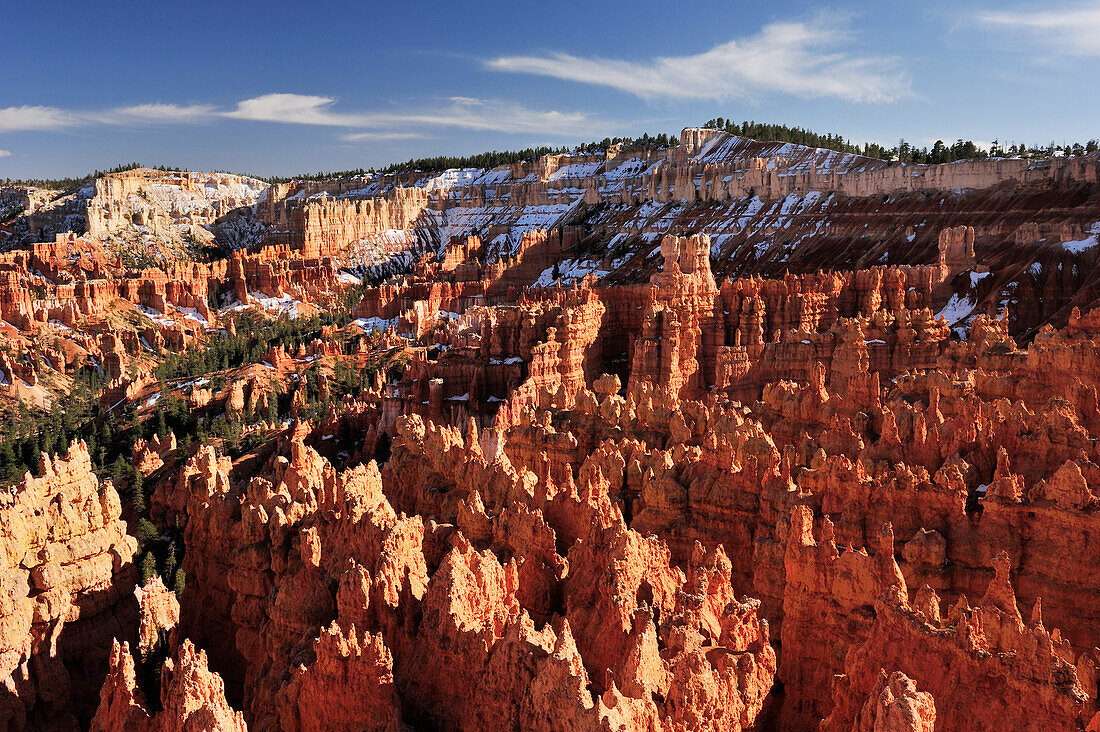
[1,0,1098,179]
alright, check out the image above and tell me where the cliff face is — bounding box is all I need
[236,133,1100,347]
[299,214,1100,728]
[0,440,138,730]
[85,168,267,254]
[3,132,1100,730]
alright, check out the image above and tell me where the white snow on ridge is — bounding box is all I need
[353,316,398,333]
[136,304,176,327]
[418,199,583,260]
[473,168,513,186]
[417,168,484,190]
[690,134,885,176]
[176,307,210,327]
[936,294,976,325]
[248,291,302,319]
[548,161,603,181]
[603,158,647,181]
[1062,234,1099,254]
[533,259,610,287]
[969,271,992,286]
[141,175,266,216]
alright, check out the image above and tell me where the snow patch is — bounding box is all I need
[353,316,398,333]
[969,271,992,286]
[534,259,610,287]
[249,291,302,319]
[936,294,976,325]
[1062,234,1099,254]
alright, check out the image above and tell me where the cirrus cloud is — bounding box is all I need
[486,19,912,103]
[224,93,367,126]
[341,131,427,142]
[0,106,79,132]
[0,150,11,158]
[102,103,217,124]
[0,103,215,131]
[226,94,605,138]
[976,4,1100,56]
[0,94,608,143]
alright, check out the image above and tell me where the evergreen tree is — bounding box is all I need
[111,454,128,483]
[136,518,158,550]
[139,552,156,584]
[162,544,177,582]
[172,568,186,597]
[131,472,146,514]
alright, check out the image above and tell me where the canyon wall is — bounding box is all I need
[3,134,1100,730]
[85,168,266,244]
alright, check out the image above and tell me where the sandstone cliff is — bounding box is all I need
[0,441,138,729]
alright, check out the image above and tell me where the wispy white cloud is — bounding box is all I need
[224,94,366,126]
[976,4,1100,56]
[370,97,601,136]
[102,103,217,124]
[227,94,604,137]
[0,150,11,158]
[0,94,605,141]
[0,103,215,131]
[486,19,911,103]
[341,131,427,142]
[0,106,79,132]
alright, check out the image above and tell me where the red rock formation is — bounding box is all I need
[275,624,404,732]
[629,234,720,400]
[6,135,1100,731]
[850,671,935,732]
[822,563,1094,731]
[0,440,139,729]
[136,577,180,657]
[91,639,247,732]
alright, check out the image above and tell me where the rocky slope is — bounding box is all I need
[1,132,1100,730]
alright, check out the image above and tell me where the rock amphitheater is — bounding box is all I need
[1,128,1100,730]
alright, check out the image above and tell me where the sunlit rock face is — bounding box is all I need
[3,132,1100,730]
[0,441,138,729]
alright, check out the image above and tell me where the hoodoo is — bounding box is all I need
[3,24,1100,725]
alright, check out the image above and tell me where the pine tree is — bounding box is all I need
[131,472,146,514]
[136,518,158,549]
[111,454,128,482]
[172,568,186,597]
[140,552,156,584]
[162,544,177,582]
